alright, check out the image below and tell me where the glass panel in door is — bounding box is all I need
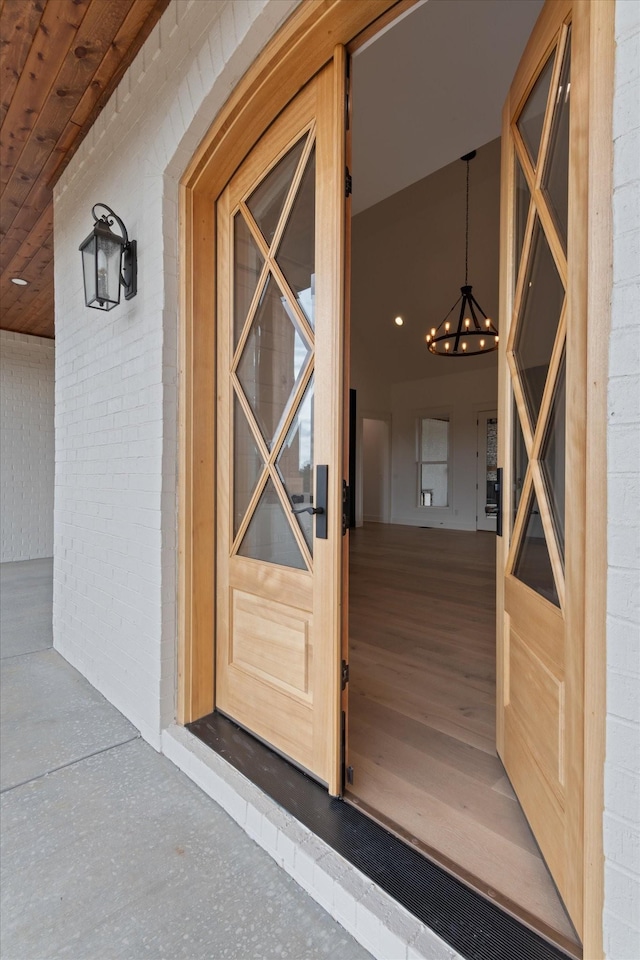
[512,398,528,531]
[234,213,264,348]
[238,477,307,569]
[541,353,566,560]
[542,30,571,251]
[513,489,559,606]
[513,217,565,432]
[516,52,555,168]
[276,146,317,327]
[246,137,307,246]
[236,273,311,453]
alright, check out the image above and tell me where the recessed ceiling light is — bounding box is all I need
[11,277,28,285]
[394,316,404,326]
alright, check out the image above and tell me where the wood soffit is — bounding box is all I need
[0,0,170,339]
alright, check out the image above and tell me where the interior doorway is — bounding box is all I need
[346,1,578,952]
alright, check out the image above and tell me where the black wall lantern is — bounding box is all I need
[79,203,137,311]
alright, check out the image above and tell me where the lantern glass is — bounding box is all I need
[81,234,98,306]
[97,232,123,307]
[80,224,125,310]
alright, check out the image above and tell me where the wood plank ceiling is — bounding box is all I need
[0,0,170,339]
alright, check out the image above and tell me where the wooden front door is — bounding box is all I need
[498,0,590,938]
[215,55,346,791]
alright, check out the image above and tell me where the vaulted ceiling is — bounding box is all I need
[0,0,170,339]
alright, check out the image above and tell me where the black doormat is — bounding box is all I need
[188,711,575,960]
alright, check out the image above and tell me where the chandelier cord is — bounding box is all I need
[465,157,470,286]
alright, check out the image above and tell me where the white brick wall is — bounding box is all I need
[0,331,55,562]
[53,0,298,748]
[604,3,640,958]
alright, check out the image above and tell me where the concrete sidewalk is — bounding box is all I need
[0,558,371,960]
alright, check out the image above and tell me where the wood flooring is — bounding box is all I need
[347,523,579,951]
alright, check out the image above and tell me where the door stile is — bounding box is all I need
[495,111,512,758]
[183,185,217,723]
[581,4,615,954]
[314,45,348,794]
[562,2,590,933]
[340,50,353,793]
[215,185,233,700]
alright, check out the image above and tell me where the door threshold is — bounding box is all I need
[344,792,581,960]
[179,711,574,960]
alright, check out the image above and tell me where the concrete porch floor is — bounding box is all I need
[0,558,371,960]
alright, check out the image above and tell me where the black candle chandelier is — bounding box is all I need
[426,151,499,357]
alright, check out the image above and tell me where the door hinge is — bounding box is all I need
[345,168,352,198]
[341,659,349,690]
[346,765,354,785]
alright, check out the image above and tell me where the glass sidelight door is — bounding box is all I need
[215,55,346,791]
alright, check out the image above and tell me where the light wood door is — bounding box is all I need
[216,55,346,791]
[498,0,588,937]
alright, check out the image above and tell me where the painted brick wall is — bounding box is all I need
[604,2,640,958]
[53,0,298,747]
[0,331,55,562]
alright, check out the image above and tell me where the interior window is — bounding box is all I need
[418,416,450,507]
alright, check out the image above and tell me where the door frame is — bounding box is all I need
[177,1,613,955]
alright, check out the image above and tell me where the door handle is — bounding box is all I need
[495,467,503,537]
[290,465,328,539]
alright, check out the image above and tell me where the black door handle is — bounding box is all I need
[495,467,503,537]
[290,466,328,539]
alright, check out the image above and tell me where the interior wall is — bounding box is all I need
[390,367,497,530]
[0,331,55,562]
[351,139,499,531]
[362,418,389,523]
